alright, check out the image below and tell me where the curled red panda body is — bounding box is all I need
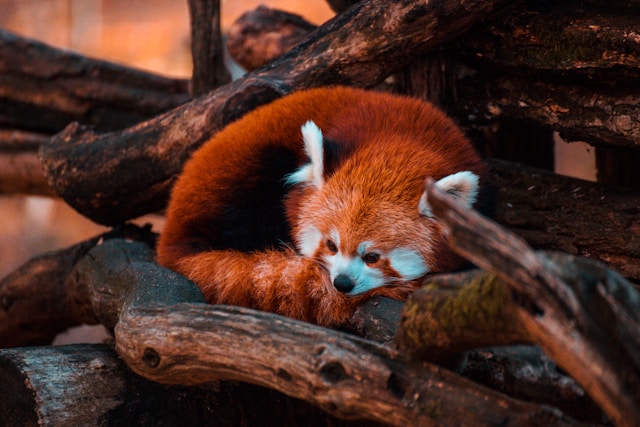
[157,86,486,326]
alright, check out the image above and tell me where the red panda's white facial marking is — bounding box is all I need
[290,120,480,295]
[309,232,429,295]
[324,240,386,295]
[387,248,429,281]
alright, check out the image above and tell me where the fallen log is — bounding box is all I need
[226,6,317,71]
[39,0,514,225]
[0,344,377,427]
[116,304,584,427]
[0,225,155,348]
[0,230,589,426]
[0,29,190,133]
[488,159,640,282]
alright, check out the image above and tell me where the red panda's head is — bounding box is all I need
[286,120,480,296]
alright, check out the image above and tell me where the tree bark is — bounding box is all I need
[226,6,317,71]
[38,0,514,225]
[0,229,590,426]
[421,177,640,427]
[397,271,527,363]
[488,159,640,282]
[115,303,584,427]
[0,344,378,427]
[399,1,640,149]
[187,0,230,96]
[224,4,640,149]
[0,29,190,134]
[0,225,155,348]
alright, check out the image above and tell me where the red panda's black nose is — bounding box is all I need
[334,274,355,293]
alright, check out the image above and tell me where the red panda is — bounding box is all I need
[157,86,486,326]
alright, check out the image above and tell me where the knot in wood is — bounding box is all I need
[142,347,161,368]
[319,361,348,384]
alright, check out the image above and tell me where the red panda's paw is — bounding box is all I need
[302,268,358,327]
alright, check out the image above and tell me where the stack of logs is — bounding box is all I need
[1,0,639,425]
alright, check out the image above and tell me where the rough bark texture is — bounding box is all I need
[0,225,155,348]
[422,178,640,427]
[227,6,317,71]
[0,344,379,427]
[116,303,583,427]
[397,3,640,149]
[0,231,591,426]
[488,159,640,282]
[0,29,190,134]
[187,0,230,96]
[38,0,514,225]
[398,271,527,362]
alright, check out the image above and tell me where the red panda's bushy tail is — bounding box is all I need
[171,248,359,326]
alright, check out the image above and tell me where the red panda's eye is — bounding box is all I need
[326,240,338,254]
[362,253,380,264]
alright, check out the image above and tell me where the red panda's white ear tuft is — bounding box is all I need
[284,120,325,189]
[419,171,479,217]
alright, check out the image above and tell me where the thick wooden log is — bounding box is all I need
[225,4,640,149]
[39,0,513,225]
[0,29,189,133]
[458,3,640,80]
[454,74,640,149]
[187,0,230,96]
[115,303,583,427]
[16,234,583,426]
[398,271,526,362]
[400,2,640,148]
[421,177,640,427]
[0,344,376,427]
[227,6,317,71]
[0,225,155,348]
[488,159,640,282]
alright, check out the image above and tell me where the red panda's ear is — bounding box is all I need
[284,120,325,189]
[418,171,479,217]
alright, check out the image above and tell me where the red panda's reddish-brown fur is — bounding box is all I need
[157,86,486,326]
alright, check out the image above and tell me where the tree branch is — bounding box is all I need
[0,225,155,348]
[187,0,230,96]
[115,303,583,427]
[38,0,513,225]
[0,29,189,133]
[0,230,589,426]
[0,344,378,427]
[420,177,640,427]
